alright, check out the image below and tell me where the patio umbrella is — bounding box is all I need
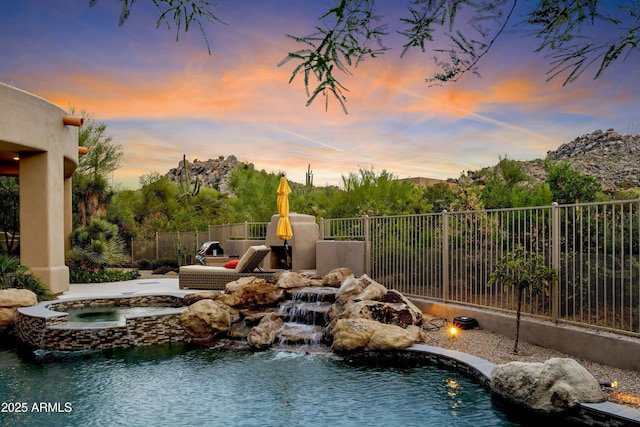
[276,176,293,268]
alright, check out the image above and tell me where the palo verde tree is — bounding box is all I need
[488,245,557,354]
[104,1,639,113]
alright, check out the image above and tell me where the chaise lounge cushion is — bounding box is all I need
[179,245,274,290]
[234,245,270,273]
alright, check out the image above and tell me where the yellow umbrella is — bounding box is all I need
[276,176,293,240]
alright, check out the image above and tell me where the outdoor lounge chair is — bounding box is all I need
[179,245,275,290]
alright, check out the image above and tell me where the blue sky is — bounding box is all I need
[1,0,638,189]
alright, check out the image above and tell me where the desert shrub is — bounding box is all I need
[136,259,154,270]
[66,218,129,272]
[0,255,54,301]
[152,265,177,275]
[153,258,180,270]
[69,269,140,284]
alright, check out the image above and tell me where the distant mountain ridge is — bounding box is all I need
[477,128,640,191]
[546,128,640,189]
[165,129,640,193]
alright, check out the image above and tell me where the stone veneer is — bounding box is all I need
[15,295,189,351]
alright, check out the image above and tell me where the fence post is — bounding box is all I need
[155,231,159,262]
[442,210,449,302]
[551,202,560,323]
[364,216,371,276]
[130,238,134,266]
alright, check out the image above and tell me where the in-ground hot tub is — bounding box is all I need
[14,294,189,351]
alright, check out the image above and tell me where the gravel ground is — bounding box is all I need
[421,315,640,410]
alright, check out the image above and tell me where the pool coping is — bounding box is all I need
[405,344,640,426]
[17,291,189,321]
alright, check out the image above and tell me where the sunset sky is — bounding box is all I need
[1,1,639,189]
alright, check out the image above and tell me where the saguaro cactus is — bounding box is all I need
[178,154,201,201]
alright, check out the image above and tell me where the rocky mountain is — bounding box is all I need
[545,129,640,189]
[166,129,640,194]
[475,128,640,191]
[165,155,242,194]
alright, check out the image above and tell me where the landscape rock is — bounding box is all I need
[225,276,263,293]
[183,291,219,306]
[490,357,606,413]
[0,288,38,333]
[180,299,236,340]
[322,267,353,287]
[353,280,387,302]
[0,288,38,307]
[338,300,422,328]
[218,278,285,309]
[331,318,423,352]
[0,308,15,331]
[247,312,284,349]
[276,271,312,289]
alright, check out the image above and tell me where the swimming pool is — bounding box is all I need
[0,342,525,427]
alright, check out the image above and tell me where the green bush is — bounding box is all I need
[152,265,177,275]
[66,218,129,272]
[0,255,54,301]
[136,259,154,270]
[69,269,140,284]
[153,258,180,270]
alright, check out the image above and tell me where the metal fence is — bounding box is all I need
[130,200,640,336]
[321,200,640,337]
[131,222,269,264]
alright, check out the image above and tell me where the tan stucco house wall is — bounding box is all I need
[0,83,80,294]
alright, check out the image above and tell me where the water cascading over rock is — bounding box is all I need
[179,268,429,352]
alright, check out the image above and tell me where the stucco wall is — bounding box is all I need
[0,83,79,294]
[315,240,367,276]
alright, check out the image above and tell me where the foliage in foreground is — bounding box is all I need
[0,255,54,301]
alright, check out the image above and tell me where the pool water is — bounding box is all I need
[0,342,525,427]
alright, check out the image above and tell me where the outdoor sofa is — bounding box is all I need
[179,245,276,290]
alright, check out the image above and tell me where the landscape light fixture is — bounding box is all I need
[600,380,618,388]
[448,326,458,338]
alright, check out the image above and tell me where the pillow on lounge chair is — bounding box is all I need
[223,259,240,269]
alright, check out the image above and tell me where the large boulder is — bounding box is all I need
[490,358,606,413]
[353,280,387,302]
[331,318,423,352]
[0,288,38,307]
[183,291,219,306]
[247,313,284,349]
[322,267,353,287]
[218,278,285,309]
[0,308,15,331]
[0,288,38,333]
[338,300,422,328]
[180,299,237,340]
[276,271,312,289]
